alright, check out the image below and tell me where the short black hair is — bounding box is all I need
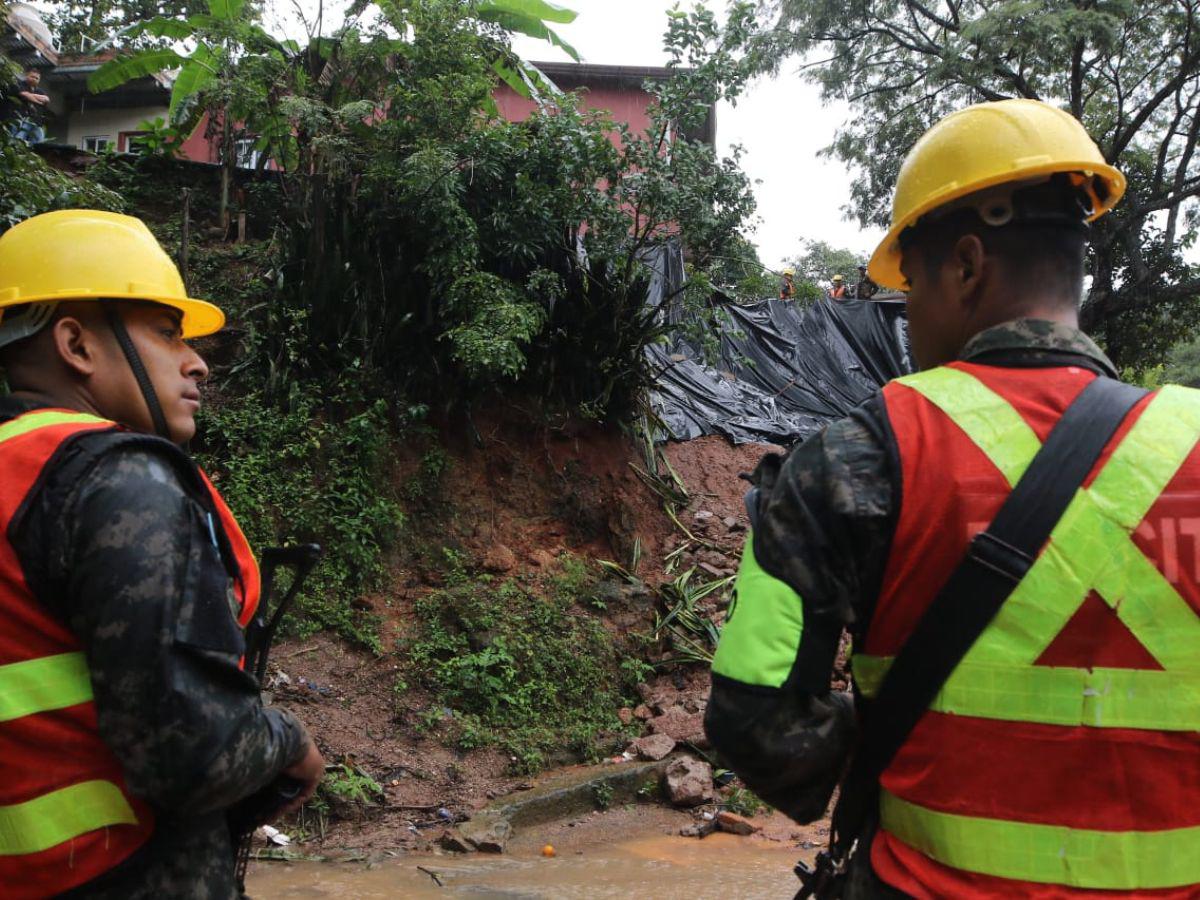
[899,177,1088,305]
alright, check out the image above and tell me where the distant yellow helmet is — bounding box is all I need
[832,274,844,282]
[783,267,795,276]
[867,99,1125,291]
[0,209,224,338]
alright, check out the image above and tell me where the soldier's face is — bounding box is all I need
[96,303,209,443]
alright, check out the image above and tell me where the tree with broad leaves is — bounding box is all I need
[46,0,202,55]
[788,238,864,294]
[754,0,1200,370]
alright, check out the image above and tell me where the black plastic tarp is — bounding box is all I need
[649,296,913,445]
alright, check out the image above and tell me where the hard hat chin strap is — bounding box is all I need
[102,302,170,440]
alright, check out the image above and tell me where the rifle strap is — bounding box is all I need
[830,374,1148,855]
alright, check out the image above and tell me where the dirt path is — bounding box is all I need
[248,803,823,898]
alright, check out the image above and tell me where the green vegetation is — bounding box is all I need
[194,383,403,650]
[403,555,638,773]
[0,137,125,232]
[721,783,767,817]
[591,781,615,810]
[297,763,385,835]
[788,239,865,301]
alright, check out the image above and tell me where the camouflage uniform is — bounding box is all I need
[704,319,1117,824]
[2,397,308,899]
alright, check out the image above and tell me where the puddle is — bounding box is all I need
[248,833,801,898]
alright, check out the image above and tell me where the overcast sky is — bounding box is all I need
[508,0,886,271]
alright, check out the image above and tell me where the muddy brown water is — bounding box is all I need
[248,833,801,898]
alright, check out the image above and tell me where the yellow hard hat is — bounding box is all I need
[0,209,224,338]
[867,99,1125,290]
[832,274,844,282]
[783,268,795,276]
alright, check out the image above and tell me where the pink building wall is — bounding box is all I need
[493,82,657,140]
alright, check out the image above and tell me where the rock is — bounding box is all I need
[635,683,654,703]
[528,549,555,568]
[437,829,474,853]
[630,733,676,761]
[617,707,635,726]
[663,757,713,808]
[680,820,717,838]
[647,705,706,745]
[715,811,761,836]
[633,704,654,720]
[723,516,741,530]
[482,544,517,573]
[693,510,715,521]
[698,562,726,579]
[458,812,512,853]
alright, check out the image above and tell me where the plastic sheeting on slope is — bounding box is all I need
[649,296,912,446]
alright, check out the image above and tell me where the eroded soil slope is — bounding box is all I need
[268,414,781,852]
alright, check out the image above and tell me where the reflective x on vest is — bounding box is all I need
[856,367,1200,890]
[856,367,1200,727]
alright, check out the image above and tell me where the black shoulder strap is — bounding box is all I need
[831,375,1149,852]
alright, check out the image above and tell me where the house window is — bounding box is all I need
[82,135,111,152]
[234,138,262,170]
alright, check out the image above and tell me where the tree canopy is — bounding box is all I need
[755,0,1200,369]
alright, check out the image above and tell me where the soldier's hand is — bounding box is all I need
[279,737,325,816]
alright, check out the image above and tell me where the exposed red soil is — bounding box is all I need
[267,413,785,853]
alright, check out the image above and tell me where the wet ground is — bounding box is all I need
[247,832,801,898]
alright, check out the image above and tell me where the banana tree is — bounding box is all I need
[477,0,580,105]
[88,0,297,231]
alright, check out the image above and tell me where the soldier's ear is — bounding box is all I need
[951,234,987,312]
[52,315,101,378]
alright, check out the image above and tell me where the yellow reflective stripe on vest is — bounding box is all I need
[0,652,92,723]
[852,652,890,698]
[872,373,1200,730]
[711,532,804,688]
[0,410,108,446]
[880,789,1200,889]
[894,367,1041,486]
[856,653,1200,728]
[0,780,138,856]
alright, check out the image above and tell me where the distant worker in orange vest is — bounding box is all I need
[707,100,1200,898]
[829,274,847,299]
[780,268,797,300]
[0,210,325,897]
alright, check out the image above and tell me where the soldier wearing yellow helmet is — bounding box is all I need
[707,100,1200,898]
[0,210,324,896]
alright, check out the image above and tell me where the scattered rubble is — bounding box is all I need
[663,757,713,807]
[647,705,707,747]
[482,544,518,573]
[629,734,676,761]
[715,811,761,836]
[458,812,512,853]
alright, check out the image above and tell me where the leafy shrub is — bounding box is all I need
[194,380,404,649]
[404,567,637,772]
[0,137,125,234]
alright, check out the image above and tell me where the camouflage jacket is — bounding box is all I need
[1,398,308,899]
[704,319,1117,823]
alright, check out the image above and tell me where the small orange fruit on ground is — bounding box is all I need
[541,845,556,858]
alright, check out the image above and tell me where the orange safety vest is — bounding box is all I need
[856,362,1200,897]
[0,409,260,898]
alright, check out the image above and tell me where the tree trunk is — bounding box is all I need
[220,102,232,236]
